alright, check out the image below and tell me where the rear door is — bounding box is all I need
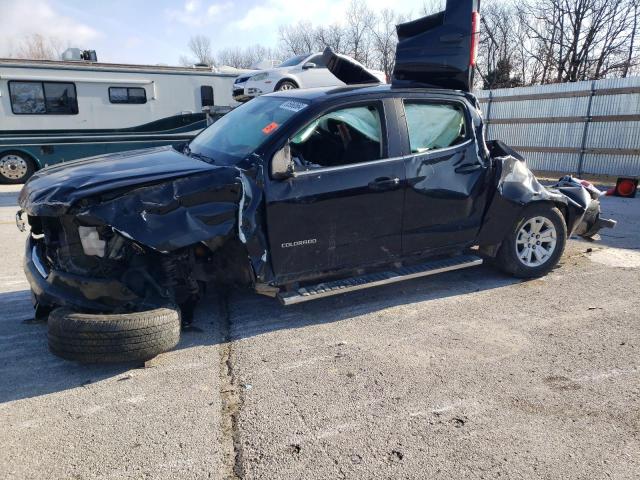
[398,96,489,255]
[265,98,405,281]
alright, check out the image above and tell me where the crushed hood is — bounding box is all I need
[19,146,217,216]
[392,0,480,91]
[322,47,382,85]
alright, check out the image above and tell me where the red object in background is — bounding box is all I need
[470,12,480,67]
[607,177,638,198]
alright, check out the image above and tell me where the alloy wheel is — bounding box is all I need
[515,216,557,267]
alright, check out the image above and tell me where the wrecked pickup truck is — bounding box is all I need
[17,0,615,363]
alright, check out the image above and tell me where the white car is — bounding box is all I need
[232,53,386,102]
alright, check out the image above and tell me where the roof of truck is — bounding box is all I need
[264,83,475,103]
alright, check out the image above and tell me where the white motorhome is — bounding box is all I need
[0,57,239,183]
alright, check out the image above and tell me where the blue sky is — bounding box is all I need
[0,0,427,65]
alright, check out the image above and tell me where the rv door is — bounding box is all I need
[392,0,480,92]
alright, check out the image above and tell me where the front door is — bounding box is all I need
[265,100,404,281]
[399,99,488,254]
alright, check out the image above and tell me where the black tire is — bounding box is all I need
[0,151,36,184]
[275,79,298,91]
[495,203,567,279]
[48,306,181,363]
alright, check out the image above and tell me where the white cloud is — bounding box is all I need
[0,0,100,57]
[166,0,232,28]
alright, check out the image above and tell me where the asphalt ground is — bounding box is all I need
[0,183,638,479]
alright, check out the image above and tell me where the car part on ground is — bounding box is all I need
[47,306,181,363]
[0,151,35,184]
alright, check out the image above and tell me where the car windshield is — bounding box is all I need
[188,96,310,165]
[278,54,310,67]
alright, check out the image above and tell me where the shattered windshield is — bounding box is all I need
[188,97,309,165]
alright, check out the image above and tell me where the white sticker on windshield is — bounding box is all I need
[279,101,308,113]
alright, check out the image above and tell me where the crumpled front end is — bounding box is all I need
[19,165,270,313]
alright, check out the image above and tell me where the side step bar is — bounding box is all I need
[277,254,483,306]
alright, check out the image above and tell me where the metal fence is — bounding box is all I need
[475,76,640,177]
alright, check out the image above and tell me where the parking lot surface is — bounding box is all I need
[1,183,638,479]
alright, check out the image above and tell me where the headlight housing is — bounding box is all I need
[250,72,269,81]
[78,226,106,257]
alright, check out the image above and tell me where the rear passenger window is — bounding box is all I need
[9,81,78,115]
[109,87,147,104]
[403,102,467,153]
[290,104,384,169]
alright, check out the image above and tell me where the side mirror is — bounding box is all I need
[302,62,317,70]
[271,144,294,179]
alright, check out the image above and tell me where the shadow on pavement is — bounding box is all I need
[0,290,222,404]
[0,264,519,404]
[223,265,521,342]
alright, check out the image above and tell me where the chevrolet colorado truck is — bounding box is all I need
[16,0,615,362]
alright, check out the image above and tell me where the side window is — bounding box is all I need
[307,54,326,68]
[109,87,147,104]
[403,101,467,153]
[9,81,77,115]
[201,85,214,107]
[290,104,384,169]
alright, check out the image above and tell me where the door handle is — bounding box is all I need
[368,177,400,191]
[454,163,484,174]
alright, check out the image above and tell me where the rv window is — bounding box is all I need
[9,81,78,115]
[201,86,214,107]
[109,87,147,104]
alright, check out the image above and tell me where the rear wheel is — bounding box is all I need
[48,306,181,363]
[495,204,567,278]
[0,151,35,184]
[276,80,298,91]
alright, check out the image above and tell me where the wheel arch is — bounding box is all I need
[275,77,300,90]
[0,148,42,169]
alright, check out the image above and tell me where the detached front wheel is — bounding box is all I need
[48,306,181,363]
[495,204,567,278]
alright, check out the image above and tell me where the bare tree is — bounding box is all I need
[345,0,376,65]
[187,35,215,66]
[217,45,281,69]
[11,34,65,60]
[518,0,638,83]
[369,8,401,78]
[279,22,317,55]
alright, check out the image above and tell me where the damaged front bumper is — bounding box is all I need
[25,236,145,312]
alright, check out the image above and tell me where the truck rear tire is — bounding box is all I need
[495,204,567,278]
[48,306,181,363]
[0,151,35,184]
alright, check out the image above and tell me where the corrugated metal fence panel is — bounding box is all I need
[520,151,580,174]
[489,97,589,119]
[486,123,584,148]
[477,77,640,176]
[586,122,640,150]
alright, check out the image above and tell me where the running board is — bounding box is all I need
[277,255,483,305]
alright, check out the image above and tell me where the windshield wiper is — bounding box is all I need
[183,145,215,164]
